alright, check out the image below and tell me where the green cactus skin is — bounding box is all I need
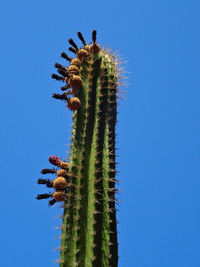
[37,31,119,267]
[60,52,118,267]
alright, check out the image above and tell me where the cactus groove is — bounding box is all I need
[36,30,119,267]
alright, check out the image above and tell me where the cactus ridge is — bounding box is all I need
[36,30,120,267]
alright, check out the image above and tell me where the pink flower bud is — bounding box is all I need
[48,155,61,166]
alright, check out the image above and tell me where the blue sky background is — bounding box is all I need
[0,0,200,266]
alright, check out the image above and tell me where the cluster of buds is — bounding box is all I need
[36,156,70,206]
[52,30,101,112]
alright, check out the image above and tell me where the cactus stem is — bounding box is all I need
[36,30,120,267]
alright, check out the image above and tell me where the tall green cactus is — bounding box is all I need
[37,30,119,267]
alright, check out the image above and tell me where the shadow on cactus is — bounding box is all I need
[36,30,122,267]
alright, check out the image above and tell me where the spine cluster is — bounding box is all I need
[36,30,119,267]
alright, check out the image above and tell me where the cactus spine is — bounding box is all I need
[37,30,119,267]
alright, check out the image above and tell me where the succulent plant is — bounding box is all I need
[36,30,120,267]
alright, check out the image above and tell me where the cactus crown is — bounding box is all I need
[36,30,119,267]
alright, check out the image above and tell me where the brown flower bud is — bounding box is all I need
[67,97,81,111]
[77,49,89,60]
[53,177,67,190]
[70,58,82,67]
[84,45,90,53]
[53,191,65,202]
[90,43,101,55]
[57,168,68,177]
[60,161,69,170]
[67,65,80,75]
[70,75,82,90]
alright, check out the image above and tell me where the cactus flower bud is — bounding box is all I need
[70,58,82,67]
[70,75,83,90]
[53,177,67,190]
[53,191,65,202]
[67,65,80,75]
[90,43,100,55]
[60,161,69,170]
[77,49,89,60]
[48,155,62,166]
[67,97,81,111]
[84,45,90,53]
[57,168,68,177]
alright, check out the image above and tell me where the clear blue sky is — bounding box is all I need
[0,0,200,266]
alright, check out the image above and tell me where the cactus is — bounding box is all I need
[37,30,119,267]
